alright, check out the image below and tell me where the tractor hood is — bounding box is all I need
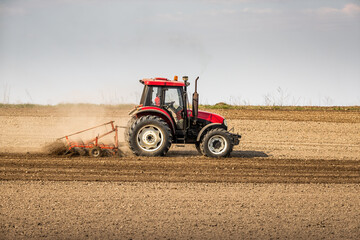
[189,110,225,124]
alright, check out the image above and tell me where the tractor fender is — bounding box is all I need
[133,108,176,134]
[196,123,226,142]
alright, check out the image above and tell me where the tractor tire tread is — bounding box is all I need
[124,116,137,143]
[200,128,233,158]
[126,115,172,156]
[195,142,203,155]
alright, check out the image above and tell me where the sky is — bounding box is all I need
[0,0,359,106]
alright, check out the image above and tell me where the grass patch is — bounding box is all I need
[200,104,360,112]
[0,103,43,108]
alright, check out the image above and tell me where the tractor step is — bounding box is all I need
[176,136,186,147]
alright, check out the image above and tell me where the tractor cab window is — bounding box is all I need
[153,87,162,106]
[163,87,184,129]
[142,86,184,128]
[144,86,162,107]
[164,88,182,110]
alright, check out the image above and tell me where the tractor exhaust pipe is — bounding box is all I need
[192,76,199,122]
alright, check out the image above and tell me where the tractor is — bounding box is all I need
[125,76,241,157]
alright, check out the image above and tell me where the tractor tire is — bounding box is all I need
[195,142,203,155]
[124,116,136,143]
[200,128,233,158]
[127,115,172,156]
[89,147,102,158]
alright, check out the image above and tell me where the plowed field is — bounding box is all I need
[1,105,359,239]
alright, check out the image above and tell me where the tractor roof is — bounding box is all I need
[140,77,185,87]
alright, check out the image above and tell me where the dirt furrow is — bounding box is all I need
[1,154,359,183]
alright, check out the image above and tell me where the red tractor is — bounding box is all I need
[125,76,241,157]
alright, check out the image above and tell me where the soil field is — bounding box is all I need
[1,153,359,183]
[1,181,359,239]
[1,105,360,239]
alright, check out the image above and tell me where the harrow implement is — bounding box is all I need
[57,121,125,157]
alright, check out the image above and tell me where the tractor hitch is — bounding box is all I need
[229,132,241,146]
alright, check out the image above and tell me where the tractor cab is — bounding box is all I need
[126,76,241,157]
[139,77,186,130]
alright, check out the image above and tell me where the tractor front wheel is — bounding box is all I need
[200,128,233,158]
[127,116,172,156]
[195,142,203,155]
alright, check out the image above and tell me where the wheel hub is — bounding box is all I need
[213,140,222,149]
[137,125,164,152]
[208,135,227,154]
[93,149,100,156]
[143,131,156,144]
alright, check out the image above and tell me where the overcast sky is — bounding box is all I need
[1,0,359,106]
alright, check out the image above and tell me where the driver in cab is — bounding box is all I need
[154,93,160,106]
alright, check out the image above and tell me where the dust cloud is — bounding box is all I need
[0,104,133,153]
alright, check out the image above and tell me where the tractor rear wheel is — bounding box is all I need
[124,116,136,143]
[200,128,233,158]
[127,116,172,156]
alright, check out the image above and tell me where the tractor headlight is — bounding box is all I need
[223,119,227,127]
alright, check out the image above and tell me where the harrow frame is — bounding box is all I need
[58,121,124,157]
